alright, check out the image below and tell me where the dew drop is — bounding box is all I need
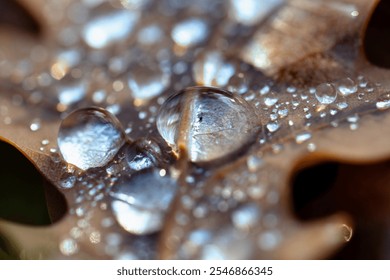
[263,91,279,107]
[228,0,284,26]
[109,169,177,235]
[227,73,248,94]
[58,107,126,170]
[295,131,312,144]
[122,138,162,172]
[315,83,337,104]
[30,119,41,132]
[60,173,76,189]
[231,203,261,231]
[82,7,139,49]
[376,93,390,110]
[257,230,281,251]
[200,227,252,259]
[157,86,259,163]
[59,238,78,256]
[247,155,263,172]
[336,78,357,96]
[128,62,170,101]
[171,18,209,48]
[193,51,235,87]
[266,122,279,133]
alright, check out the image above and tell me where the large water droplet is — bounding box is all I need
[109,168,177,235]
[156,86,259,163]
[58,107,126,170]
[128,62,170,101]
[171,18,209,48]
[82,6,139,49]
[315,83,337,104]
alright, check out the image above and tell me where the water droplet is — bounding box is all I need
[263,92,279,107]
[58,107,126,170]
[336,78,357,96]
[247,155,263,172]
[128,62,170,100]
[232,203,261,231]
[30,119,41,132]
[56,78,87,109]
[257,230,281,251]
[229,0,284,26]
[295,132,312,144]
[121,138,162,172]
[336,102,348,110]
[171,18,209,48]
[227,73,248,94]
[60,173,76,189]
[200,227,252,259]
[157,86,259,163]
[315,83,337,104]
[307,142,316,152]
[137,25,163,45]
[180,229,212,258]
[82,7,139,49]
[193,51,235,87]
[59,238,78,256]
[376,93,390,110]
[109,169,177,235]
[277,107,289,118]
[266,122,279,133]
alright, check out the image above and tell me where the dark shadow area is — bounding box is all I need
[292,160,390,259]
[0,0,41,35]
[0,141,52,225]
[364,0,390,68]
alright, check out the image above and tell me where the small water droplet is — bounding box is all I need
[227,73,248,94]
[60,173,76,189]
[59,238,78,256]
[264,95,279,107]
[336,78,357,96]
[109,169,177,235]
[232,203,261,231]
[307,142,316,152]
[58,107,126,170]
[266,122,279,133]
[257,230,281,251]
[30,119,41,132]
[200,227,252,259]
[157,86,259,163]
[128,62,170,100]
[121,139,162,172]
[247,155,263,172]
[193,51,235,87]
[229,0,283,26]
[171,18,208,48]
[295,131,312,144]
[315,83,337,104]
[376,93,390,110]
[82,7,139,49]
